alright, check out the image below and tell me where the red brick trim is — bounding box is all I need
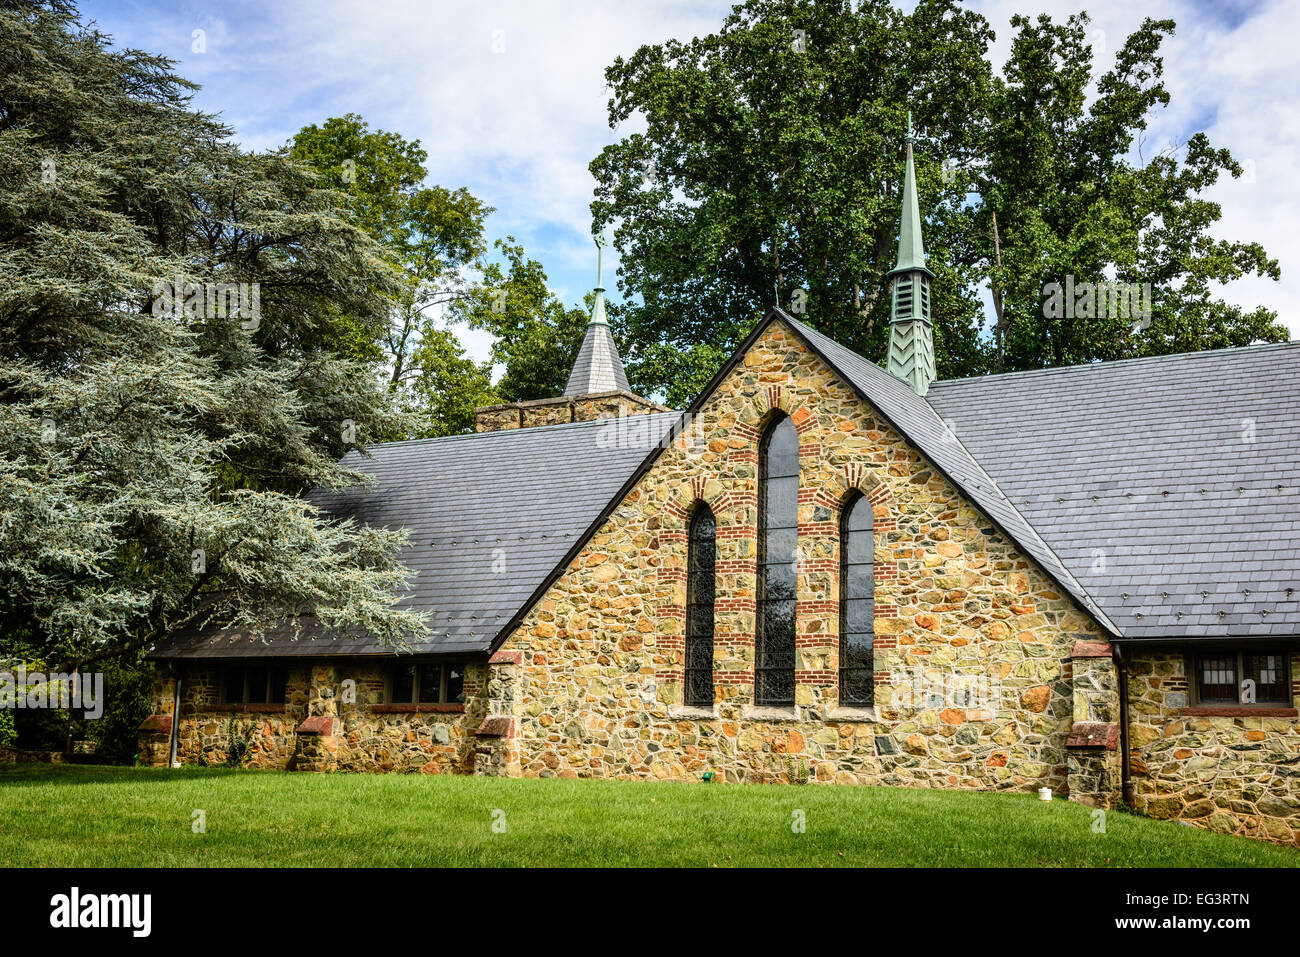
[185,703,286,714]
[766,385,783,412]
[1180,706,1298,718]
[475,716,516,738]
[1065,722,1118,750]
[370,703,467,714]
[1070,640,1113,658]
[297,715,334,735]
[137,714,172,735]
[489,649,523,665]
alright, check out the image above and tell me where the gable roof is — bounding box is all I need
[773,312,1121,635]
[152,413,677,660]
[153,309,1298,661]
[927,342,1300,639]
[474,308,1121,652]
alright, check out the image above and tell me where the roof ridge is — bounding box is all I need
[932,339,1300,388]
[358,411,681,452]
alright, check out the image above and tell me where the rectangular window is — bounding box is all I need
[1194,651,1291,706]
[387,662,465,705]
[222,665,286,705]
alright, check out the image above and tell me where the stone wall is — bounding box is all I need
[495,320,1110,792]
[1128,650,1300,844]
[475,391,667,433]
[143,661,488,773]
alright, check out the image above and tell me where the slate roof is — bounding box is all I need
[926,341,1300,639]
[153,310,1299,660]
[152,413,678,660]
[564,322,631,396]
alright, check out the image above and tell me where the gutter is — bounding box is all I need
[168,667,182,768]
[1113,643,1133,805]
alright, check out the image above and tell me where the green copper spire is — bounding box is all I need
[885,110,937,397]
[589,231,609,326]
[886,111,934,281]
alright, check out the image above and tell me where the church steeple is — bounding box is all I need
[885,111,937,397]
[563,232,630,396]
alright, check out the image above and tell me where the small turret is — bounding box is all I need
[474,232,668,432]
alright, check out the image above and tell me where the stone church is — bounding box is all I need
[141,126,1300,845]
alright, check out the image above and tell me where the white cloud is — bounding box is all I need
[84,0,1298,367]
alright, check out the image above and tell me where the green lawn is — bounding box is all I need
[1,764,1294,867]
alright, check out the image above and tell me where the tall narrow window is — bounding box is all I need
[756,415,798,706]
[840,493,874,707]
[684,505,716,707]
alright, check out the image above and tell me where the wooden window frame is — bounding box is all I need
[383,662,465,708]
[220,665,286,708]
[1186,649,1292,709]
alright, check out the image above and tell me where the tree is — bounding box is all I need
[0,0,427,666]
[592,0,1284,403]
[452,238,591,402]
[973,13,1284,371]
[402,328,498,437]
[290,114,498,435]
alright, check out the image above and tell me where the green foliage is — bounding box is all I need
[785,756,809,785]
[401,328,499,438]
[290,114,498,437]
[976,13,1285,370]
[0,709,15,748]
[451,238,591,402]
[224,716,255,768]
[0,1,428,665]
[85,655,155,764]
[593,0,1284,401]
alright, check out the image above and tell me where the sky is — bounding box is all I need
[77,0,1299,366]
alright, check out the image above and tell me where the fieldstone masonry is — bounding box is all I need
[139,317,1300,846]
[476,390,666,433]
[1064,640,1121,807]
[1127,650,1300,843]
[497,323,1108,794]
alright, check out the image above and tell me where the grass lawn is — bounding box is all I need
[1,763,1295,867]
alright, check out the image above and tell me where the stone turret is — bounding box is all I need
[475,232,667,432]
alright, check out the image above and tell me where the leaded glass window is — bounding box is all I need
[684,505,716,707]
[756,415,798,706]
[840,492,874,707]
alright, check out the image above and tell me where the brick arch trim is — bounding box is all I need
[811,463,894,524]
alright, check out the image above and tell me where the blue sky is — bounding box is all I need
[79,0,1298,366]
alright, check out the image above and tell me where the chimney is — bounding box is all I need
[475,233,667,432]
[884,111,937,397]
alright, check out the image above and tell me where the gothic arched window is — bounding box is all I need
[684,504,716,708]
[840,492,874,707]
[755,414,798,707]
